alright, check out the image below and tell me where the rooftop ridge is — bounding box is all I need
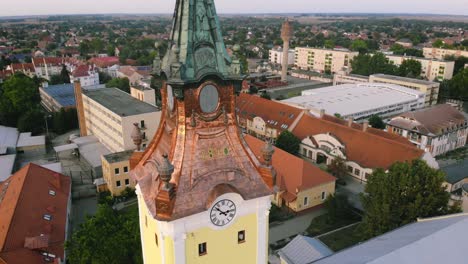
[308,113,422,154]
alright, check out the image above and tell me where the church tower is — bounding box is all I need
[130,0,276,263]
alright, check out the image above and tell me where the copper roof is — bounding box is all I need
[388,104,467,136]
[292,114,424,169]
[245,135,335,202]
[0,164,71,264]
[236,93,303,132]
[131,85,273,221]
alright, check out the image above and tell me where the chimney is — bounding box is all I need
[363,121,369,132]
[74,80,87,137]
[320,109,325,118]
[347,117,354,127]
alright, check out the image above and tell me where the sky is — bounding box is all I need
[1,0,467,17]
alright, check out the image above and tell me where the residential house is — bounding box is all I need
[245,135,336,212]
[70,64,99,87]
[101,150,134,196]
[386,104,468,157]
[117,66,151,85]
[236,93,303,141]
[0,163,71,264]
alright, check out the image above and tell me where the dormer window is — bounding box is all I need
[43,214,52,221]
[49,190,56,196]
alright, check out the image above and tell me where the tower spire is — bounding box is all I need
[160,0,241,84]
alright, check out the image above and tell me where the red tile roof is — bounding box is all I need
[292,114,424,169]
[72,64,94,78]
[0,163,71,264]
[10,63,35,72]
[245,135,335,202]
[32,57,68,66]
[89,56,119,68]
[236,93,303,132]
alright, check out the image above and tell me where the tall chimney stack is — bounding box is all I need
[74,80,87,137]
[281,19,293,83]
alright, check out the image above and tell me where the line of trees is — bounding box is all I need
[351,52,422,78]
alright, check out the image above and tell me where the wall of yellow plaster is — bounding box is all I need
[139,196,165,264]
[101,157,134,196]
[185,213,259,264]
[288,182,335,212]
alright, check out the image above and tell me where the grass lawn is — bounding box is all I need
[307,213,360,236]
[319,224,364,251]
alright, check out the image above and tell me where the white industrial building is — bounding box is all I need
[283,83,426,121]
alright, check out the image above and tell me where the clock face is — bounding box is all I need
[167,84,174,112]
[210,199,236,227]
[199,84,219,113]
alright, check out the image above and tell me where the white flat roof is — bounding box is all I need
[72,135,110,168]
[0,154,16,182]
[54,143,79,153]
[0,125,18,148]
[16,132,45,148]
[284,83,425,117]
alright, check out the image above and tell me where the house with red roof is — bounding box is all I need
[245,135,336,212]
[236,93,304,141]
[71,64,99,87]
[0,163,71,264]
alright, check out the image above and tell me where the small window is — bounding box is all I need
[124,166,128,173]
[115,168,120,175]
[303,196,309,206]
[142,144,147,148]
[116,180,121,187]
[140,120,145,128]
[238,231,246,243]
[354,168,360,176]
[155,233,159,246]
[347,166,353,173]
[43,214,52,221]
[142,132,146,139]
[198,242,207,256]
[49,190,56,196]
[125,179,130,186]
[321,191,326,200]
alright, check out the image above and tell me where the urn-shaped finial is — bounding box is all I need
[157,154,174,190]
[131,123,143,151]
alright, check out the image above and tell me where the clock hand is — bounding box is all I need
[215,207,228,216]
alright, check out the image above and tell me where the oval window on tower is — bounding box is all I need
[199,84,219,113]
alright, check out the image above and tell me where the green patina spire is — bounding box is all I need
[159,0,242,85]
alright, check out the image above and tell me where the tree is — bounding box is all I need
[260,92,271,100]
[325,194,355,223]
[275,130,300,155]
[445,55,468,75]
[446,68,468,100]
[432,39,444,48]
[17,108,44,135]
[60,65,70,84]
[328,156,347,179]
[106,77,130,93]
[66,204,143,264]
[360,160,460,239]
[351,53,397,76]
[397,59,421,78]
[0,73,40,127]
[368,115,385,129]
[350,39,368,54]
[99,71,112,84]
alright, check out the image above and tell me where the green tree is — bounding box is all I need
[360,160,460,239]
[351,53,397,76]
[324,39,335,49]
[350,39,368,54]
[398,59,422,78]
[66,204,143,264]
[260,92,271,100]
[106,77,130,93]
[445,55,468,75]
[325,194,355,223]
[368,115,385,129]
[60,65,71,84]
[328,156,347,179]
[275,130,300,155]
[446,68,468,99]
[17,108,44,135]
[0,73,40,126]
[432,39,444,48]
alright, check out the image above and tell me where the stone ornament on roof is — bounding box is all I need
[131,123,142,151]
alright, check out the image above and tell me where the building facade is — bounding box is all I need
[130,85,156,106]
[236,93,303,141]
[423,47,468,60]
[101,150,134,196]
[386,104,468,157]
[245,135,336,213]
[369,74,440,107]
[269,47,295,65]
[71,64,100,87]
[294,47,358,74]
[385,55,455,81]
[75,82,161,153]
